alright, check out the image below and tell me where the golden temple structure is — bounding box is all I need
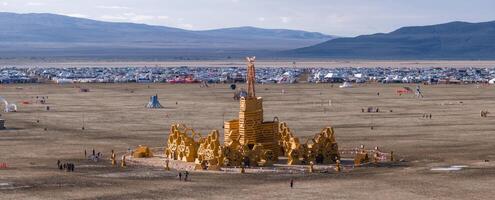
[224,56,280,158]
[163,56,346,170]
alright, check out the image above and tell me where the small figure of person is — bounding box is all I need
[178,172,182,181]
[290,179,294,188]
[84,150,87,158]
[121,155,126,167]
[184,171,189,181]
[335,160,342,172]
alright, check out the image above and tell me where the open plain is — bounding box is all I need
[0,83,494,199]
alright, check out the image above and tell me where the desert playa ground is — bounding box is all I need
[0,83,494,199]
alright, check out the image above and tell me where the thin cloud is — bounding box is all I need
[100,15,127,21]
[258,17,265,22]
[122,13,160,22]
[130,15,155,22]
[280,16,291,23]
[97,5,130,10]
[65,13,88,18]
[100,13,166,23]
[0,2,8,6]
[26,2,44,6]
[123,12,136,16]
[180,24,194,29]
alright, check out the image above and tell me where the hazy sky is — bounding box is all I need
[1,0,494,36]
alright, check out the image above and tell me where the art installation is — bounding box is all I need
[132,145,154,158]
[146,94,163,108]
[278,122,340,165]
[165,124,200,162]
[163,57,345,170]
[0,96,17,112]
[196,130,223,170]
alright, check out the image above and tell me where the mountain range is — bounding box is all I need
[0,12,495,60]
[0,12,333,50]
[290,21,495,59]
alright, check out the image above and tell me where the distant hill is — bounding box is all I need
[289,21,495,59]
[199,26,330,40]
[0,12,335,52]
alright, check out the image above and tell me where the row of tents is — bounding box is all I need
[1,66,495,85]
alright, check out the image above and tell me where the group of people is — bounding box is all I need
[362,107,380,113]
[85,149,102,162]
[200,81,209,88]
[0,162,7,169]
[57,160,75,172]
[480,110,489,118]
[36,96,48,104]
[178,171,190,181]
[422,113,433,119]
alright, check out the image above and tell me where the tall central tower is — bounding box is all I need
[224,57,279,157]
[246,56,256,98]
[238,57,263,145]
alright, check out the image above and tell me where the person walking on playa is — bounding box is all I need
[178,172,182,181]
[290,179,294,188]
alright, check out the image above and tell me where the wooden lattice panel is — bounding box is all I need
[224,119,239,145]
[238,97,264,145]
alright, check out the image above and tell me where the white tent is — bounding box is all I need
[489,78,495,84]
[324,73,334,78]
[0,96,17,112]
[339,82,353,88]
[54,78,74,84]
[314,71,322,80]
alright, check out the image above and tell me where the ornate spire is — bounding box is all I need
[246,56,256,98]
